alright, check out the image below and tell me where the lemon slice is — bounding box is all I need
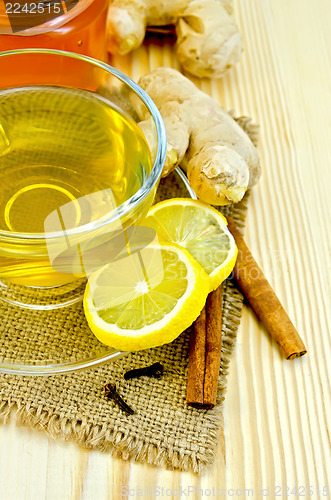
[84,243,209,351]
[144,199,238,291]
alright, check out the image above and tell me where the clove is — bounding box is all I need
[124,362,164,380]
[104,383,135,415]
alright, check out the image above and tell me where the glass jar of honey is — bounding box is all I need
[0,0,109,59]
[0,0,109,87]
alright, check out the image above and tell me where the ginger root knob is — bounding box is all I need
[138,67,261,205]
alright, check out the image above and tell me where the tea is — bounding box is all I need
[0,86,152,287]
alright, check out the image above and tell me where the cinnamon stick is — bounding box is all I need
[227,217,307,359]
[187,286,222,409]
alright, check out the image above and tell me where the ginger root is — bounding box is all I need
[107,0,243,78]
[138,67,261,205]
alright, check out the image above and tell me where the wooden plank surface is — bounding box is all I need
[0,0,330,497]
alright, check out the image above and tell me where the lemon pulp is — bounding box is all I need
[144,199,238,290]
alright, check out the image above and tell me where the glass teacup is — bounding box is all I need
[0,49,166,309]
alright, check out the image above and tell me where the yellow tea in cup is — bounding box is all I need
[0,50,166,309]
[0,86,152,287]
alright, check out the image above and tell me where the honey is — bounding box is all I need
[0,0,109,88]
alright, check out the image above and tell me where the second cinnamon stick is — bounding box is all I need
[187,286,223,409]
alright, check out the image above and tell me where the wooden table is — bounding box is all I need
[0,0,330,497]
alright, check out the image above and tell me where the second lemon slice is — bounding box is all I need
[144,199,238,291]
[84,243,209,351]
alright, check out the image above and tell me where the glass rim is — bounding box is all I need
[0,48,167,240]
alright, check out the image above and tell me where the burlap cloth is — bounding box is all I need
[0,161,251,475]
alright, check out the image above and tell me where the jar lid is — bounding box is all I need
[0,0,94,35]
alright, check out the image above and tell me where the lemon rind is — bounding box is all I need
[84,243,209,351]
